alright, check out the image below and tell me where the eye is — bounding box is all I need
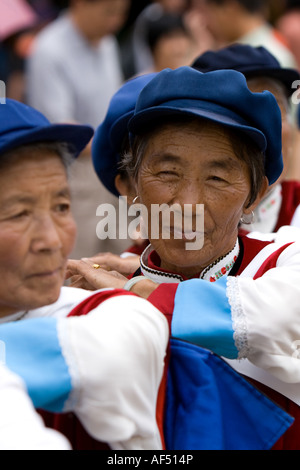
[56,203,71,213]
[11,210,30,220]
[208,175,228,183]
[157,170,179,178]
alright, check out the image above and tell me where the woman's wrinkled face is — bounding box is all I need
[135,120,263,278]
[0,150,77,317]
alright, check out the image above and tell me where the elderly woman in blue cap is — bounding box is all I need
[0,99,169,450]
[67,66,300,449]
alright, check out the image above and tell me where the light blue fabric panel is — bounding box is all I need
[171,276,238,358]
[0,318,72,412]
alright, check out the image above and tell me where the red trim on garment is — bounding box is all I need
[253,243,294,279]
[236,235,274,274]
[66,289,137,317]
[148,283,179,449]
[148,283,178,331]
[274,181,300,231]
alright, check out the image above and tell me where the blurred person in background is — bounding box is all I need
[131,0,190,74]
[0,0,40,102]
[276,0,300,70]
[26,0,133,260]
[197,0,297,68]
[141,11,198,73]
[130,0,210,75]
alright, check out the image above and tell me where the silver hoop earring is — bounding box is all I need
[240,211,255,225]
[132,195,140,204]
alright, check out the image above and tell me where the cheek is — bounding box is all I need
[138,173,176,204]
[205,187,249,226]
[0,229,28,272]
[60,217,77,256]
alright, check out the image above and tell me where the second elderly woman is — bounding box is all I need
[67,66,300,449]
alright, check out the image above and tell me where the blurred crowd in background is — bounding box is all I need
[2,0,300,101]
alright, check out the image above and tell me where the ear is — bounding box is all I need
[243,176,269,214]
[114,174,136,204]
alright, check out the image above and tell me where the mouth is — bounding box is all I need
[27,267,63,279]
[162,226,204,241]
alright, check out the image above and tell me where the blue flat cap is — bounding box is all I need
[192,44,300,97]
[128,66,283,185]
[0,99,94,158]
[92,73,156,197]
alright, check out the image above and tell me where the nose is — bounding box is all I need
[173,178,204,210]
[30,214,63,253]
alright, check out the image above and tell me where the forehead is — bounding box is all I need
[142,119,235,154]
[0,150,69,197]
[87,0,129,13]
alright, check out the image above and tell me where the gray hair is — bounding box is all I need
[0,141,75,176]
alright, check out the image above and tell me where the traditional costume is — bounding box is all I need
[0,289,168,450]
[131,233,300,449]
[122,65,300,449]
[0,284,294,450]
[0,364,71,450]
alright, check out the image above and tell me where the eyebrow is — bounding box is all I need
[206,157,242,172]
[150,153,242,171]
[150,154,182,164]
[1,188,71,210]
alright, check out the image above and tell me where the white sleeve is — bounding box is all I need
[291,204,300,228]
[0,292,168,450]
[26,286,95,320]
[58,294,169,450]
[228,242,300,383]
[0,364,71,450]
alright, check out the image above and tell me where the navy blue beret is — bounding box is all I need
[0,99,93,157]
[192,44,300,97]
[128,66,283,185]
[92,73,156,197]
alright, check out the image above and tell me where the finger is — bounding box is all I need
[80,258,112,273]
[75,259,109,280]
[69,277,95,290]
[66,259,83,276]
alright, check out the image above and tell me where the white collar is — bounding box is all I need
[140,239,240,283]
[240,184,282,233]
